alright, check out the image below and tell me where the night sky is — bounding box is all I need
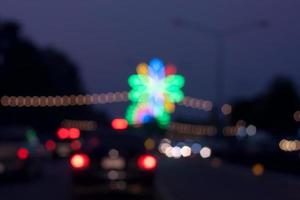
[1,0,300,117]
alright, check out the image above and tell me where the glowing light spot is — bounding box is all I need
[246,125,257,136]
[165,146,173,158]
[70,140,82,151]
[294,111,300,122]
[137,155,157,170]
[252,163,264,176]
[180,146,192,157]
[165,101,175,113]
[57,128,69,140]
[171,146,181,159]
[137,63,148,75]
[165,64,177,75]
[161,138,171,144]
[69,128,80,139]
[112,118,128,130]
[159,143,171,154]
[70,154,90,169]
[45,140,56,151]
[221,104,232,115]
[144,138,156,150]
[279,139,300,152]
[200,147,211,158]
[203,101,213,111]
[17,148,29,160]
[126,58,185,127]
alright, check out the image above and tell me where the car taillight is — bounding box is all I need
[69,128,80,139]
[70,153,90,170]
[57,128,69,140]
[70,140,81,151]
[17,147,29,160]
[45,139,56,151]
[111,118,128,130]
[137,154,157,171]
[57,128,81,140]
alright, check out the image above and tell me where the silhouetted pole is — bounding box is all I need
[172,18,269,126]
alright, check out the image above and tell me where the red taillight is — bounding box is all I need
[137,154,157,171]
[45,139,56,151]
[70,153,90,170]
[57,128,69,140]
[57,128,80,140]
[69,128,80,139]
[111,118,128,130]
[70,140,82,151]
[17,148,29,160]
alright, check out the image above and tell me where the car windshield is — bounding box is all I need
[81,133,146,159]
[82,129,145,149]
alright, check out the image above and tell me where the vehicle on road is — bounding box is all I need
[0,126,43,179]
[69,128,157,199]
[47,127,81,158]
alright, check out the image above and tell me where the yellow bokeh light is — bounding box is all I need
[137,63,148,75]
[165,101,175,113]
[144,138,156,151]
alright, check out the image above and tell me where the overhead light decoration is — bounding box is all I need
[125,58,185,127]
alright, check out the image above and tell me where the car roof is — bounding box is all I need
[80,128,147,154]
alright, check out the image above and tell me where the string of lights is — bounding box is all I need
[279,139,300,152]
[0,92,215,112]
[0,91,263,138]
[0,91,128,107]
[179,96,213,112]
[61,119,98,131]
[168,122,217,136]
[223,121,257,137]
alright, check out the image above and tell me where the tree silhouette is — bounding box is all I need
[0,19,109,132]
[231,76,300,135]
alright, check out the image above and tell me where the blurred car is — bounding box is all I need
[0,126,43,179]
[46,128,81,158]
[69,129,157,199]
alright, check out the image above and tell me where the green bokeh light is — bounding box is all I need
[126,59,185,127]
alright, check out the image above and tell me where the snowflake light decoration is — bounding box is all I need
[125,58,185,127]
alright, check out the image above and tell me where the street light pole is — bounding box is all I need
[215,35,225,110]
[172,18,269,109]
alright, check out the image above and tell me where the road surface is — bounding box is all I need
[158,157,300,200]
[1,157,300,200]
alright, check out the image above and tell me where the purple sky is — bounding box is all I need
[1,0,300,117]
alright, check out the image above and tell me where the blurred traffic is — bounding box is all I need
[1,1,300,200]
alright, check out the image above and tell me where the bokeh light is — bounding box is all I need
[111,118,128,130]
[126,58,185,127]
[252,163,264,176]
[181,146,192,157]
[200,147,212,158]
[144,138,156,151]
